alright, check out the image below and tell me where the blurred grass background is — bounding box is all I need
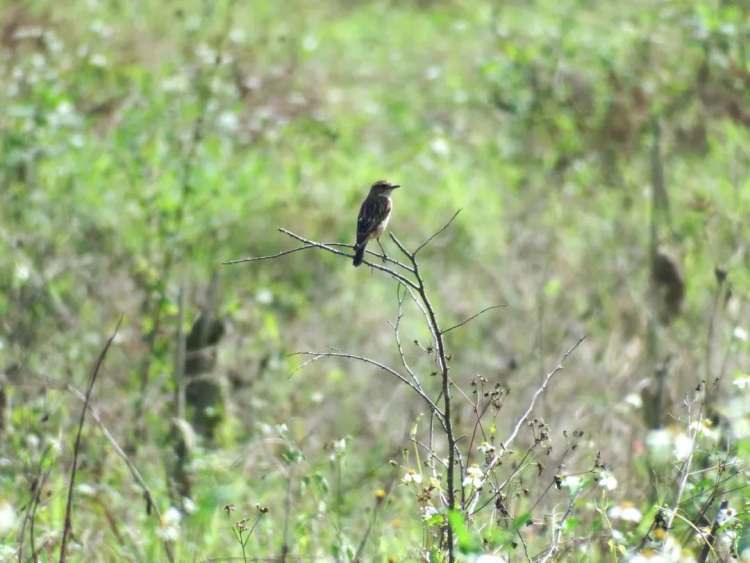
[1,0,749,560]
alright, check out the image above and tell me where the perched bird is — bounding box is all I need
[352,180,400,267]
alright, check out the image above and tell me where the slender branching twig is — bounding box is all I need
[226,211,463,561]
[538,489,581,563]
[59,316,123,563]
[224,242,414,274]
[290,351,445,422]
[503,336,585,452]
[17,445,52,563]
[441,304,507,336]
[8,368,173,561]
[413,209,462,255]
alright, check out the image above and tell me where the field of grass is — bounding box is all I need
[1,0,749,561]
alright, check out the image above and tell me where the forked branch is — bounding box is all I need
[60,316,123,563]
[226,211,463,561]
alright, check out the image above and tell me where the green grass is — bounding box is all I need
[1,0,749,560]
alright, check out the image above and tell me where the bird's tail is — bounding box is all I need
[352,244,365,267]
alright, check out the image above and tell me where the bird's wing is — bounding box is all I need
[356,196,391,244]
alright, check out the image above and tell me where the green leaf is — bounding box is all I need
[448,510,481,554]
[512,512,531,532]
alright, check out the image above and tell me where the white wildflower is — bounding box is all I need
[625,393,643,409]
[157,507,182,541]
[14,262,31,283]
[598,471,618,491]
[646,429,673,462]
[561,474,582,493]
[421,505,438,520]
[608,503,642,523]
[402,469,423,485]
[478,442,496,455]
[162,74,189,93]
[302,35,318,52]
[76,483,96,496]
[462,465,484,489]
[217,111,239,132]
[673,433,694,461]
[332,438,347,455]
[90,21,114,38]
[689,419,720,442]
[256,289,274,304]
[89,53,108,67]
[182,497,197,514]
[0,501,16,535]
[425,66,441,80]
[430,137,450,157]
[195,43,216,65]
[228,29,246,44]
[45,436,62,454]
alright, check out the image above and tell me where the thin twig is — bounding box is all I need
[280,475,293,562]
[6,369,173,561]
[503,336,585,451]
[30,455,53,563]
[668,509,720,561]
[64,385,166,524]
[279,229,418,289]
[407,242,457,559]
[226,213,463,561]
[390,283,421,387]
[470,336,585,497]
[664,392,702,532]
[290,351,444,421]
[60,316,123,563]
[441,304,506,335]
[538,490,581,563]
[224,242,414,273]
[17,445,52,563]
[698,500,729,563]
[413,209,462,255]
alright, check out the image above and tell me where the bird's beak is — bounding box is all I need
[391,184,401,189]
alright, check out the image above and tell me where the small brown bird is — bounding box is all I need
[352,180,400,267]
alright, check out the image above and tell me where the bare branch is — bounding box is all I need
[538,489,581,563]
[469,336,585,498]
[391,284,421,386]
[6,370,169,554]
[501,335,585,452]
[290,351,444,420]
[441,304,507,335]
[224,241,414,274]
[389,232,413,261]
[278,229,419,289]
[698,500,730,563]
[223,244,320,264]
[60,316,123,563]
[224,218,464,562]
[665,391,703,533]
[414,209,462,255]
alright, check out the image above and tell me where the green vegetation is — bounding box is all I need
[1,0,749,561]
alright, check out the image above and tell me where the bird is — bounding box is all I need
[352,180,400,267]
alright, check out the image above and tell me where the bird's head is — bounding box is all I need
[369,180,400,195]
